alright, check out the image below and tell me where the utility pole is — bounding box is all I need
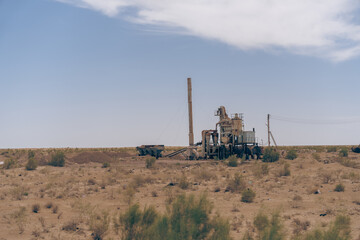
[267,114,270,147]
[187,78,194,146]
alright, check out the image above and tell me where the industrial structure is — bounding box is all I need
[136,77,262,160]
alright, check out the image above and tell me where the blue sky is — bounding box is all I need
[1,0,360,148]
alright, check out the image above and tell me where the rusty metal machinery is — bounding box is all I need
[200,106,262,160]
[136,145,164,159]
[352,145,360,153]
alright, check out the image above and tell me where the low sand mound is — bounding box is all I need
[70,151,114,164]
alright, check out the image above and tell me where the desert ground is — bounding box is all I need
[0,146,359,240]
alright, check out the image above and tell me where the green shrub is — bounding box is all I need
[285,149,297,160]
[145,157,156,169]
[227,155,238,167]
[49,151,65,167]
[227,173,246,193]
[119,194,231,240]
[334,184,345,192]
[102,162,110,168]
[241,188,256,203]
[90,211,109,240]
[327,146,337,153]
[3,158,16,169]
[301,215,350,240]
[254,212,285,240]
[262,148,279,162]
[339,148,348,157]
[25,158,38,171]
[28,150,35,159]
[254,212,269,232]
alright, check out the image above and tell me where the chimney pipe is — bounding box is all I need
[187,78,194,146]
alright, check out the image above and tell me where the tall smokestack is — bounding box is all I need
[187,78,194,146]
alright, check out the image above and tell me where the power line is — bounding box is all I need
[271,114,360,125]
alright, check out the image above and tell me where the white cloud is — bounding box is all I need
[57,0,360,61]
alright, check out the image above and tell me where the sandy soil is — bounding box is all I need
[0,147,359,240]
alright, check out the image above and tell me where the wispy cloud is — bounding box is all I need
[57,0,360,61]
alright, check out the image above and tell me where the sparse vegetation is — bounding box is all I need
[262,148,280,162]
[89,211,110,240]
[253,212,285,240]
[227,155,238,167]
[300,215,350,240]
[26,157,38,171]
[286,149,298,160]
[49,151,65,167]
[334,183,345,192]
[178,174,190,190]
[119,194,231,240]
[339,148,348,157]
[102,162,110,168]
[3,158,16,169]
[241,188,256,203]
[11,207,27,234]
[278,163,291,176]
[145,157,156,168]
[32,204,40,213]
[327,146,337,153]
[227,173,246,193]
[253,162,269,178]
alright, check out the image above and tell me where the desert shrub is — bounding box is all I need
[293,218,310,235]
[312,153,321,161]
[11,207,27,234]
[10,185,28,200]
[119,194,231,240]
[327,146,337,153]
[178,175,190,190]
[334,184,345,192]
[278,163,291,177]
[255,212,285,240]
[227,155,238,167]
[145,157,156,169]
[241,188,256,203]
[62,219,79,232]
[227,173,246,193]
[254,212,269,232]
[253,163,269,178]
[285,149,298,160]
[28,150,35,159]
[89,211,110,240]
[321,172,334,184]
[45,202,53,209]
[119,204,157,240]
[49,151,65,167]
[131,175,146,189]
[102,162,110,168]
[339,148,348,157]
[337,158,359,168]
[301,215,350,240]
[192,169,217,182]
[3,158,16,169]
[52,205,59,214]
[262,148,279,162]
[25,158,38,171]
[88,178,97,185]
[32,204,40,213]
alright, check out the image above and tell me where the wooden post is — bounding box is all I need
[267,114,270,147]
[188,78,194,146]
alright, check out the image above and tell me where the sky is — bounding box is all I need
[1,0,360,148]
